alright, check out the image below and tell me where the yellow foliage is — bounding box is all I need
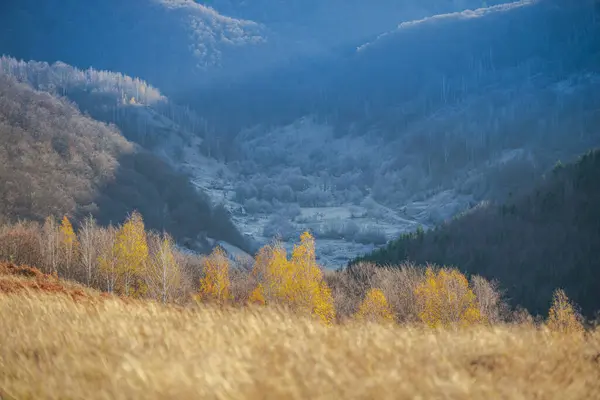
[198,247,231,305]
[114,211,149,297]
[547,289,584,334]
[313,279,336,325]
[253,232,336,325]
[354,288,395,324]
[59,215,79,279]
[59,216,77,249]
[414,267,484,328]
[248,284,266,306]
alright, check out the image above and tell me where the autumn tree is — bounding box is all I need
[147,232,182,304]
[354,288,395,324]
[78,215,99,286]
[546,289,584,334]
[114,212,149,297]
[197,246,231,305]
[97,225,118,293]
[59,216,79,279]
[414,266,484,328]
[252,232,336,325]
[248,284,266,306]
[41,216,60,275]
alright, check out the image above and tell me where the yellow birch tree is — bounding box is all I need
[253,232,336,325]
[197,246,231,305]
[547,289,584,334]
[414,267,484,328]
[114,211,149,297]
[59,216,79,280]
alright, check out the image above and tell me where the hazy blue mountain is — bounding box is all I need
[0,0,267,93]
[171,0,600,266]
[203,0,509,57]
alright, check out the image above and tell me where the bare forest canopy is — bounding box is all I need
[0,73,249,253]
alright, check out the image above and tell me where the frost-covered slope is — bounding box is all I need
[2,0,599,267]
[0,0,267,92]
[204,0,510,58]
[0,57,251,253]
[179,0,600,267]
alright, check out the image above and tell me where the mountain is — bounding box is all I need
[0,62,250,253]
[204,0,510,59]
[0,0,510,94]
[1,0,599,267]
[173,0,600,266]
[351,149,600,317]
[0,0,267,93]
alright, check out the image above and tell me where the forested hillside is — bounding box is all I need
[0,0,266,92]
[352,149,600,317]
[1,1,600,395]
[0,56,213,157]
[169,0,600,266]
[184,0,600,193]
[1,0,599,267]
[0,74,248,252]
[204,0,509,60]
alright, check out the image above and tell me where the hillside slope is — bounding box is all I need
[352,149,600,317]
[0,56,210,159]
[0,73,248,252]
[204,0,509,61]
[0,0,266,92]
[174,0,600,266]
[1,262,600,399]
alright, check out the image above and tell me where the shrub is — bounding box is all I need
[0,221,42,267]
[250,232,336,325]
[546,289,584,334]
[470,275,508,324]
[354,288,395,324]
[196,247,231,306]
[278,203,302,220]
[244,198,273,214]
[262,216,298,241]
[414,266,485,328]
[354,226,387,245]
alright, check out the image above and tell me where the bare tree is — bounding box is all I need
[97,225,118,293]
[147,232,182,304]
[78,215,99,286]
[41,216,60,275]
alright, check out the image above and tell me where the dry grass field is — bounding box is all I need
[1,266,600,400]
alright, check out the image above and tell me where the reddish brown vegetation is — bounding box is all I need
[0,262,94,302]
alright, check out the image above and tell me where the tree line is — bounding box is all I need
[0,212,586,332]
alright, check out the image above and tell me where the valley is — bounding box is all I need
[0,0,599,278]
[1,1,600,396]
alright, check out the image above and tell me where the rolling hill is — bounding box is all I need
[0,0,267,93]
[0,66,249,253]
[173,0,600,266]
[1,0,599,267]
[351,149,600,317]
